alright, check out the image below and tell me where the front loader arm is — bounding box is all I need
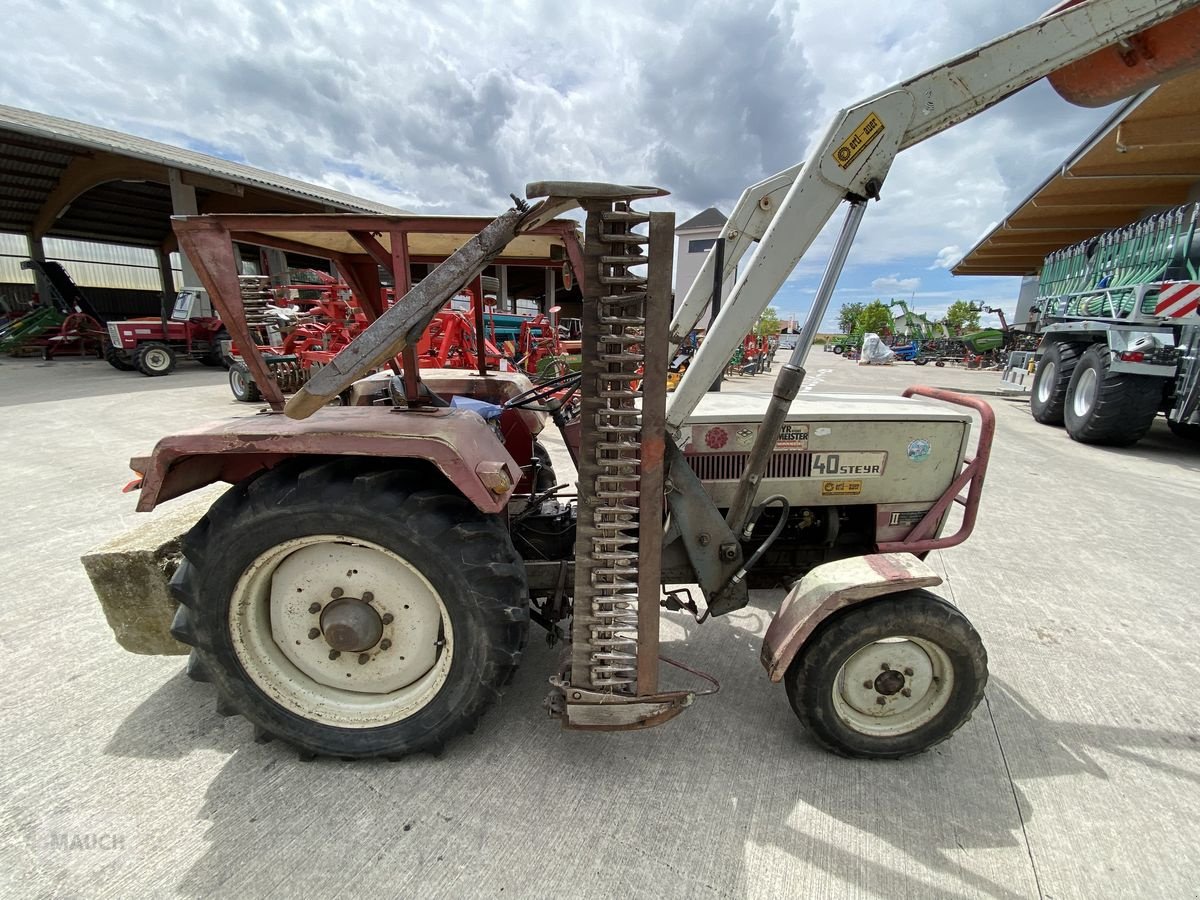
[665,0,1200,431]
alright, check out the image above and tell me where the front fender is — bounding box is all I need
[131,406,520,514]
[760,553,943,682]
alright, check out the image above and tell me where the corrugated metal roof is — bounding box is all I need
[0,104,408,216]
[953,70,1200,277]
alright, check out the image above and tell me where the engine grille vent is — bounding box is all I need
[684,451,813,481]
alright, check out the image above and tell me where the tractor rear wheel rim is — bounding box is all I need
[1072,366,1098,418]
[831,636,953,737]
[228,535,453,728]
[1036,360,1056,403]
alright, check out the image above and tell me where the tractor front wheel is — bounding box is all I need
[105,346,135,371]
[169,460,529,759]
[133,342,177,376]
[784,590,987,759]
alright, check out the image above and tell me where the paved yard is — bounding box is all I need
[0,352,1196,899]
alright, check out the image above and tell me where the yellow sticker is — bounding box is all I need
[821,480,863,496]
[832,113,885,169]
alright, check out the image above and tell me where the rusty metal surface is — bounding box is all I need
[875,386,995,555]
[634,211,674,695]
[174,219,287,411]
[133,406,519,514]
[759,553,943,683]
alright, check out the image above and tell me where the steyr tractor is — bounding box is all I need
[105,287,229,376]
[84,0,1200,760]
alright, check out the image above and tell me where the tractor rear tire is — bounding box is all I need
[784,590,987,759]
[168,459,529,760]
[1063,345,1161,446]
[228,362,261,402]
[133,342,177,376]
[1030,341,1081,425]
[105,346,135,371]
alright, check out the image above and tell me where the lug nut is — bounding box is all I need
[308,603,322,614]
[904,667,914,677]
[381,613,394,625]
[876,696,887,706]
[328,650,340,660]
[380,639,392,651]
[308,628,320,640]
[901,688,912,698]
[358,653,370,665]
[880,663,891,671]
[862,680,873,689]
[331,587,344,599]
[362,591,374,603]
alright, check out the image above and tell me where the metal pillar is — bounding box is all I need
[24,234,51,303]
[168,169,201,288]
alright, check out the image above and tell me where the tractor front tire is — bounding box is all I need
[133,342,177,376]
[784,590,987,759]
[1063,345,1161,446]
[1030,341,1081,425]
[105,346,136,371]
[169,459,529,760]
[832,345,844,355]
[228,362,262,402]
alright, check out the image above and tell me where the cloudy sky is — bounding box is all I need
[4,0,1116,329]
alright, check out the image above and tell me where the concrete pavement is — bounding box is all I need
[0,351,1197,899]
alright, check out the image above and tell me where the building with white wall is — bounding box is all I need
[673,207,735,330]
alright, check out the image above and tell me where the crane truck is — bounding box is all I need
[83,0,1200,760]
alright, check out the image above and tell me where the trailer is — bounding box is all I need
[1029,201,1200,444]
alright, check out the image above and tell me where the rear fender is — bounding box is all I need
[760,553,942,682]
[131,406,520,514]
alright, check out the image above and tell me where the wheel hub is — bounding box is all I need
[873,668,906,696]
[319,597,383,652]
[833,636,954,735]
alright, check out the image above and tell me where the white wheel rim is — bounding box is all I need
[230,368,247,397]
[229,535,453,728]
[1072,367,1098,418]
[145,348,169,370]
[1035,360,1056,403]
[831,636,954,737]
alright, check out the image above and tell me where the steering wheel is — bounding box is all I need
[504,370,582,411]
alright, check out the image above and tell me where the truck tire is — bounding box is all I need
[1030,341,1081,425]
[169,459,529,759]
[1063,345,1161,446]
[784,590,987,759]
[228,362,261,402]
[104,346,135,371]
[133,341,177,376]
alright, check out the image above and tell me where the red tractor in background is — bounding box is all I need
[105,287,229,376]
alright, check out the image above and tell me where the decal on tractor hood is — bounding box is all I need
[811,451,886,477]
[821,480,863,496]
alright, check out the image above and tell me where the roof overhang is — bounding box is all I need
[953,69,1200,277]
